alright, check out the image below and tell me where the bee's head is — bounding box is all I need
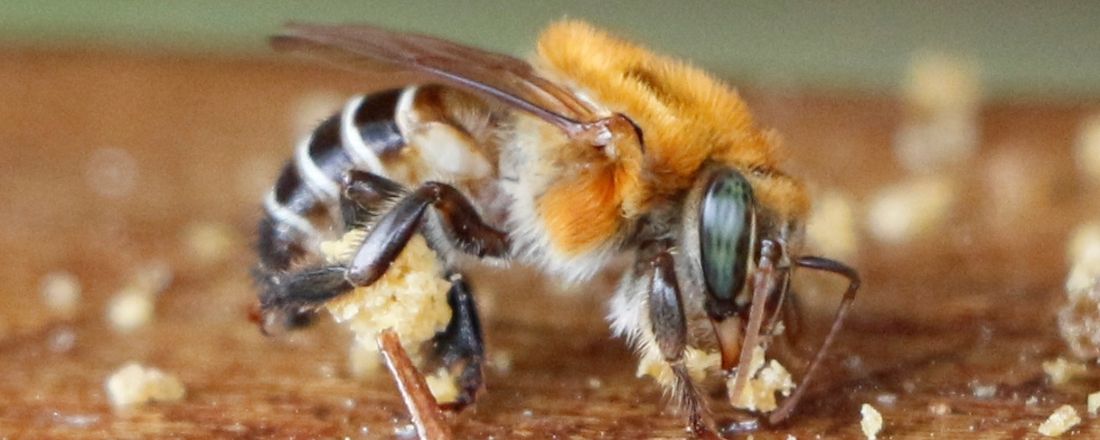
[683,165,799,369]
[630,165,857,424]
[679,164,858,393]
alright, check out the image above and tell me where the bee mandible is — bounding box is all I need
[254,21,860,437]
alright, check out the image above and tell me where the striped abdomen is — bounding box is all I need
[257,89,406,271]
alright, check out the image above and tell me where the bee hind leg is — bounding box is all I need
[253,170,417,332]
[341,173,495,408]
[339,170,406,226]
[254,204,327,330]
[426,273,486,410]
[647,250,720,439]
[252,168,404,332]
[345,180,509,287]
[256,265,353,334]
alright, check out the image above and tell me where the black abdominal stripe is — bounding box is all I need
[260,89,407,270]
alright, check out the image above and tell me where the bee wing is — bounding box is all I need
[272,23,600,137]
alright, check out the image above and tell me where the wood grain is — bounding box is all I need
[0,47,1098,439]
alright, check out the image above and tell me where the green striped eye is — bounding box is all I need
[699,168,756,318]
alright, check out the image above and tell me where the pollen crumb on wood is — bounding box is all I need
[1038,405,1081,437]
[806,189,860,261]
[84,147,139,199]
[875,393,898,407]
[424,369,460,404]
[40,271,81,319]
[1058,222,1100,360]
[860,403,884,440]
[105,363,186,408]
[1088,392,1100,416]
[866,175,956,244]
[107,291,154,332]
[129,261,174,293]
[1067,222,1100,295]
[106,262,173,333]
[635,343,795,413]
[490,350,514,375]
[971,382,998,399]
[1042,357,1088,385]
[181,221,239,265]
[637,346,719,385]
[727,346,795,413]
[981,146,1062,227]
[894,52,982,173]
[929,401,952,416]
[348,339,382,378]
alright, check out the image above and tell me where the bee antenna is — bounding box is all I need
[768,256,859,425]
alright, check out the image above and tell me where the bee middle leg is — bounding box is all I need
[647,250,719,439]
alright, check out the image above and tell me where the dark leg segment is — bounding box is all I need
[256,216,307,272]
[255,266,353,333]
[348,181,509,287]
[340,170,405,226]
[647,250,718,439]
[259,266,353,312]
[256,170,401,333]
[430,274,486,409]
[258,173,506,333]
[649,252,687,362]
[767,256,860,425]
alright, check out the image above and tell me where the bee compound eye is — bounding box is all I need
[698,168,756,318]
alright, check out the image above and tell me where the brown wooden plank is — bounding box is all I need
[0,47,1097,439]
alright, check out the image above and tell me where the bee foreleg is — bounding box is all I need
[427,273,485,410]
[346,181,508,287]
[647,250,718,439]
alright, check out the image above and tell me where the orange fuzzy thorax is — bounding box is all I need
[535,21,809,224]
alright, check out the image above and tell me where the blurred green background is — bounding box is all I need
[1,1,1098,102]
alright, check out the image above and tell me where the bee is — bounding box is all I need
[254,21,860,438]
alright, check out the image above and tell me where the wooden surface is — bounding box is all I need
[0,48,1098,439]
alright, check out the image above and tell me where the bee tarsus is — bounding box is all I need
[346,179,509,287]
[430,275,486,409]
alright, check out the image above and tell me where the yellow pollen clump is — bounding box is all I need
[321,230,453,382]
[727,346,796,413]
